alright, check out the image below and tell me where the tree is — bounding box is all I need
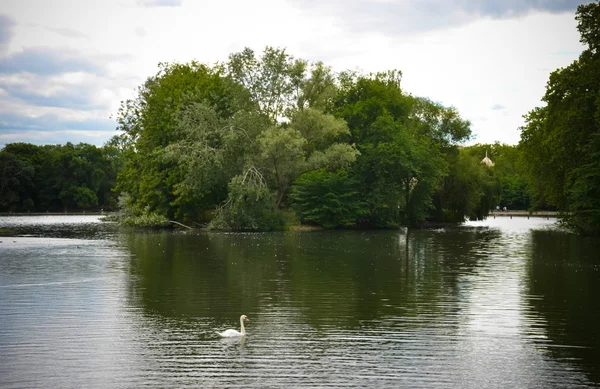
[209,167,284,231]
[519,1,600,234]
[433,148,497,222]
[461,143,530,211]
[227,47,305,122]
[115,61,246,219]
[256,126,307,207]
[291,169,364,228]
[334,73,466,227]
[0,142,119,212]
[0,151,34,211]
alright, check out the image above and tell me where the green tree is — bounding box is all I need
[1,142,119,212]
[461,143,530,211]
[0,151,34,211]
[334,72,466,227]
[433,149,497,222]
[519,1,600,234]
[115,62,245,219]
[256,126,307,207]
[291,168,364,228]
[227,46,305,122]
[209,167,284,231]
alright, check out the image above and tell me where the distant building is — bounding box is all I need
[481,151,495,167]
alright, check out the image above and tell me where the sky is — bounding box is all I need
[0,0,587,148]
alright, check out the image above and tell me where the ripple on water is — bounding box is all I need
[0,216,598,388]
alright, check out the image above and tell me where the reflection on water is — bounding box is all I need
[0,215,599,388]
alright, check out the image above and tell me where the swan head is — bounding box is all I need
[241,315,249,321]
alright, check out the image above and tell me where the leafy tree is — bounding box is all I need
[520,1,600,234]
[0,142,119,212]
[565,133,600,234]
[0,151,34,211]
[115,61,246,219]
[227,47,305,122]
[290,108,350,153]
[108,47,475,230]
[334,73,465,227]
[210,167,284,231]
[409,97,471,148]
[461,143,530,211]
[291,168,364,228]
[433,149,497,222]
[256,126,307,207]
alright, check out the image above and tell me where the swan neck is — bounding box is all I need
[240,316,246,335]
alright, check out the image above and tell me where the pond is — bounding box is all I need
[0,215,599,388]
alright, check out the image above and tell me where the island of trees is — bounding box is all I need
[1,2,598,235]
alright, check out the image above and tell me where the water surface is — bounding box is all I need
[1,216,599,388]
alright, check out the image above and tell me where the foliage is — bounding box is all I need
[0,151,34,211]
[115,48,358,225]
[227,46,305,122]
[107,46,486,230]
[433,150,482,222]
[461,143,530,211]
[255,126,307,207]
[334,73,468,227]
[409,97,472,147]
[115,61,245,220]
[291,169,364,228]
[0,142,120,212]
[119,210,170,228]
[563,133,600,234]
[209,168,285,231]
[519,1,600,234]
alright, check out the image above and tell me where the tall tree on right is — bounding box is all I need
[519,1,600,235]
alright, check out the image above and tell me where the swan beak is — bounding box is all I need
[245,317,249,321]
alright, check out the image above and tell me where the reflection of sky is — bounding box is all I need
[0,235,144,388]
[454,217,588,387]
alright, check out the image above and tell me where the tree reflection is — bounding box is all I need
[525,229,600,384]
[119,228,499,331]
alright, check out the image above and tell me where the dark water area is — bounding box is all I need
[0,216,599,388]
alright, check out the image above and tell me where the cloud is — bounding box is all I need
[0,111,116,147]
[491,104,506,110]
[2,85,107,110]
[135,26,147,38]
[137,0,183,7]
[45,26,88,39]
[0,14,16,50]
[288,0,581,35]
[0,47,102,75]
[0,111,113,131]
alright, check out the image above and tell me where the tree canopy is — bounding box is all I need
[519,1,600,235]
[0,142,120,212]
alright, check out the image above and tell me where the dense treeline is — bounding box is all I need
[0,55,533,225]
[0,142,120,212]
[109,47,531,230]
[519,1,600,235]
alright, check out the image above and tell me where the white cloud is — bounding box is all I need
[0,0,586,147]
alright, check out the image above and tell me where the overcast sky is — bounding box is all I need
[0,0,586,148]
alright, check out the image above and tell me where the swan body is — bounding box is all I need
[217,315,249,337]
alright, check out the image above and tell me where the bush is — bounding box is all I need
[119,212,170,228]
[108,195,170,228]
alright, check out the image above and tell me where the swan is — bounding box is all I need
[217,315,249,337]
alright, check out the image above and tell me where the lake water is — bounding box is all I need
[0,215,599,388]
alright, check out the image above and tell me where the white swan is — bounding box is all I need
[217,315,249,337]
